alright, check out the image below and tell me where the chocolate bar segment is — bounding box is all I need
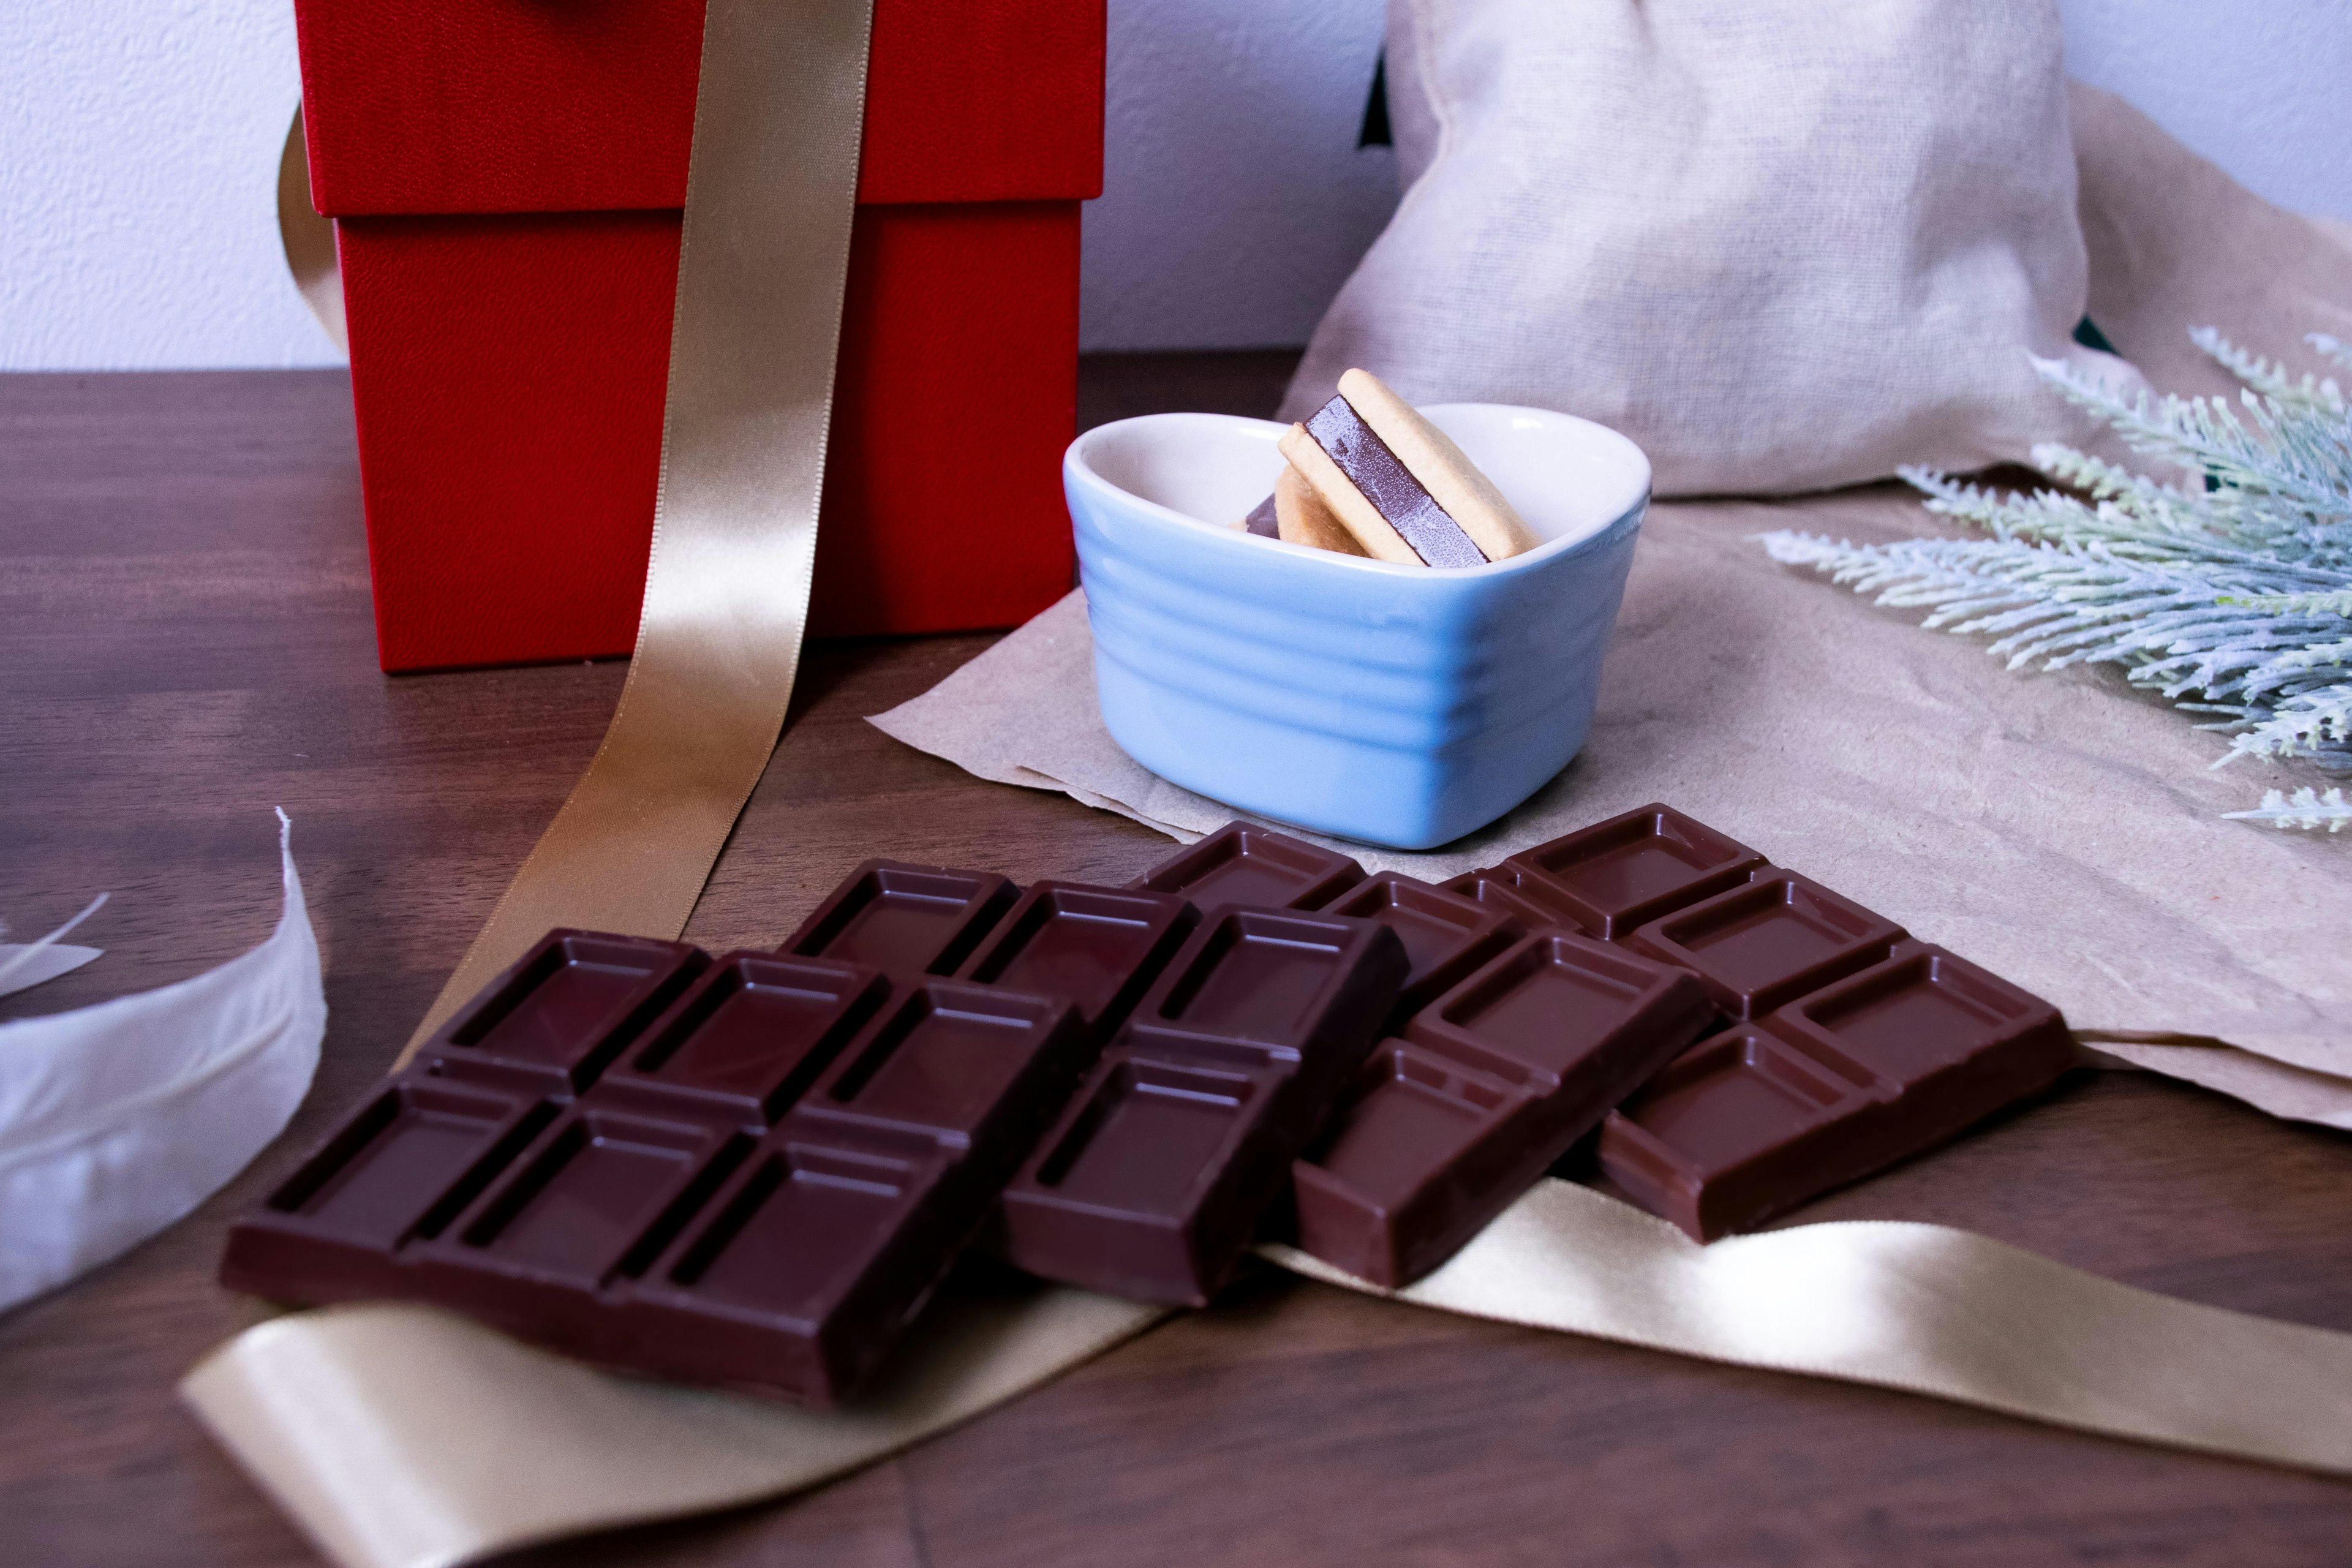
[221,1073,561,1304]
[1624,871,1905,1019]
[422,929,710,1090]
[222,932,1096,1406]
[954,881,1197,1038]
[1501,804,1765,938]
[1242,492,1280,537]
[619,952,891,1117]
[1305,393,1487,568]
[1000,907,1409,1303]
[624,982,1095,1401]
[1129,821,1363,913]
[1438,867,1591,935]
[780,859,1018,976]
[1314,871,1523,1022]
[1292,931,1711,1285]
[1599,942,2075,1239]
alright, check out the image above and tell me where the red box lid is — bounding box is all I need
[294,0,1106,216]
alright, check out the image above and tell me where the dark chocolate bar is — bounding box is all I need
[780,858,1018,976]
[1293,931,1711,1286]
[1243,492,1281,537]
[998,907,1409,1304]
[1287,805,2068,1278]
[1314,870,1523,1022]
[954,880,1197,1038]
[1304,392,1486,568]
[1624,870,1906,1020]
[223,930,1091,1406]
[1500,804,1765,938]
[219,805,2076,1398]
[1599,941,2075,1238]
[1128,820,1364,913]
[1437,866,1591,935]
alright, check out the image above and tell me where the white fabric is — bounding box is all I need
[0,813,324,1311]
[1283,0,2138,496]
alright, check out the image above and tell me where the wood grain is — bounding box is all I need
[3,360,2349,1568]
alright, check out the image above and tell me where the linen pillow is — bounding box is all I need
[1283,0,2138,496]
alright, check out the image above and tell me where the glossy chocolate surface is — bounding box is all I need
[1502,804,1765,938]
[955,880,1197,1037]
[1436,867,1588,934]
[1128,821,1363,913]
[1315,871,1523,1022]
[1295,807,2068,1278]
[1292,932,1711,1286]
[780,858,1018,976]
[1000,906,1409,1304]
[222,929,1091,1406]
[1304,392,1485,568]
[1600,941,2075,1239]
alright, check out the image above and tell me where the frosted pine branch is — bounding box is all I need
[1758,328,2352,827]
[2223,788,2352,832]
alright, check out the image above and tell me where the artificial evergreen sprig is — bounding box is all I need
[1757,329,2352,827]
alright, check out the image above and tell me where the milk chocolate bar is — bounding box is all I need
[1599,943,2074,1239]
[1624,870,1906,1020]
[998,905,1410,1304]
[954,880,1198,1037]
[1437,866,1590,934]
[1291,804,2071,1273]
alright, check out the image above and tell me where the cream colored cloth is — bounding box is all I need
[1281,0,2135,494]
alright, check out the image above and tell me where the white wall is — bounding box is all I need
[0,2,320,370]
[1,0,2346,370]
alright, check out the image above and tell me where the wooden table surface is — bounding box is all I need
[6,358,2351,1567]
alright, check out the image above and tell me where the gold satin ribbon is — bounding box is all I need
[186,1284,1169,1568]
[186,1182,2352,1568]
[393,0,876,1054]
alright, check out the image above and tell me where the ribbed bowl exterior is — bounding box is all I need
[1066,407,1648,850]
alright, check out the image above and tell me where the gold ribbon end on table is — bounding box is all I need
[1267,1180,2352,1478]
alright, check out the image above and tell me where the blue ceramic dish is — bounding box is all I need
[1065,403,1652,850]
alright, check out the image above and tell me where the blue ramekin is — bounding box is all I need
[1065,404,1651,850]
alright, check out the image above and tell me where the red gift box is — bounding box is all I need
[294,0,1106,671]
